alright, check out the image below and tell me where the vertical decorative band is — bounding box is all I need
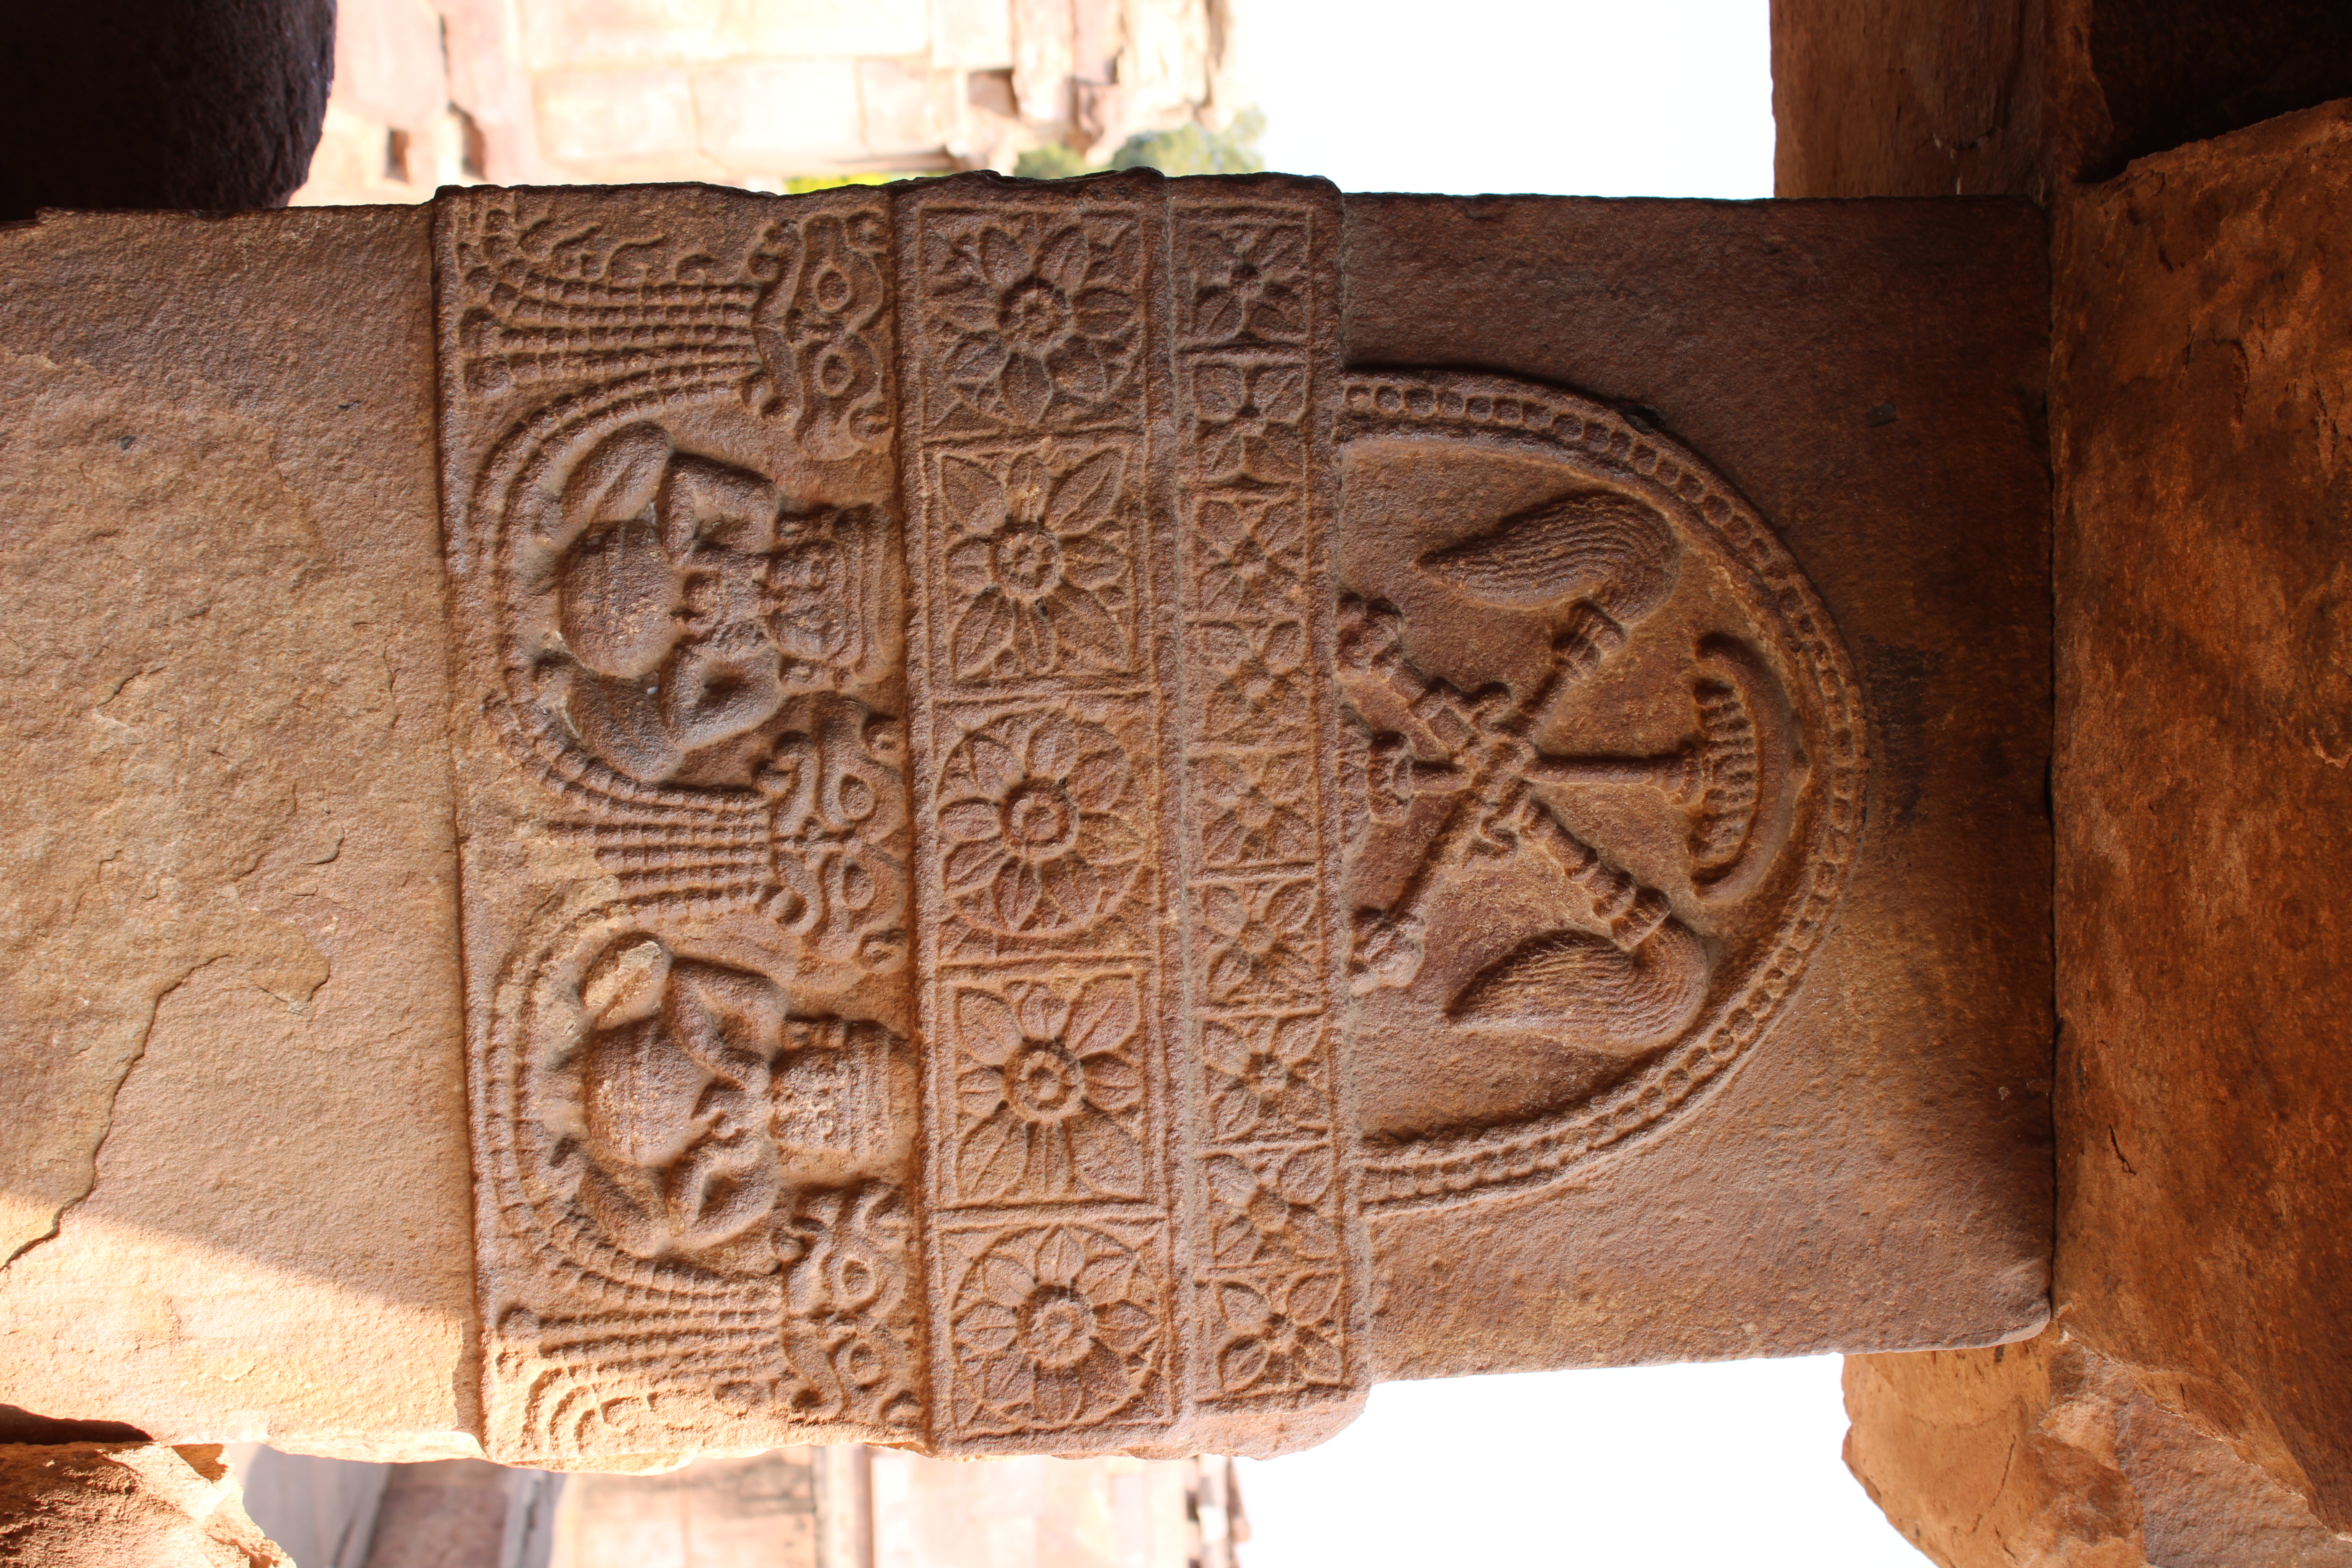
[1165,183,1359,1419]
[896,174,1176,1452]
[436,185,928,1466]
[894,172,1357,1456]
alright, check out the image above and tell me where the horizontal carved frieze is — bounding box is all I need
[432,173,1863,1465]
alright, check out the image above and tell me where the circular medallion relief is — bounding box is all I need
[1335,372,1867,1212]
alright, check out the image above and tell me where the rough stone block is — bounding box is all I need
[519,0,730,71]
[860,58,947,158]
[692,60,868,170]
[0,1,334,220]
[1341,194,2054,1382]
[517,0,932,69]
[932,0,1016,73]
[1846,1332,2352,1567]
[0,208,477,1458]
[0,1445,287,1568]
[332,0,453,132]
[2054,99,2352,1531]
[719,0,933,60]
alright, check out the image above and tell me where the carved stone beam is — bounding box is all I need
[0,179,2053,1468]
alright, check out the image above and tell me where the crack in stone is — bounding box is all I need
[1,956,228,1270]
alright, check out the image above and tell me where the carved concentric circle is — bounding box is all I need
[1339,371,1869,1212]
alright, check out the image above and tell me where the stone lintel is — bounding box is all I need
[0,176,2051,1467]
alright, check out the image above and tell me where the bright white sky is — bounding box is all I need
[1226,5,1922,1564]
[1238,0,1778,197]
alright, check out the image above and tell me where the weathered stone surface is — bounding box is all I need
[440,172,1365,1465]
[0,1445,287,1567]
[1771,0,2352,200]
[0,208,477,1457]
[2054,99,2352,1532]
[1769,0,2051,198]
[2,176,2054,1468]
[1846,1331,2352,1567]
[1341,195,2054,1380]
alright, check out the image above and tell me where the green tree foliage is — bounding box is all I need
[1012,108,1267,180]
[1012,143,1094,180]
[783,172,926,192]
[1109,108,1267,175]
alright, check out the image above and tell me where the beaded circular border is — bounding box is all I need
[1339,370,1868,1214]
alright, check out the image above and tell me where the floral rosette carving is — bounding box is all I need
[1212,1273,1346,1397]
[937,448,1136,682]
[1191,361,1308,483]
[925,214,1142,428]
[951,1224,1162,1433]
[1196,619,1310,740]
[1193,495,1308,616]
[1195,749,1316,868]
[951,975,1147,1203]
[936,710,1144,938]
[1199,880,1324,1007]
[1203,1149,1339,1268]
[1200,1014,1331,1141]
[1184,221,1308,346]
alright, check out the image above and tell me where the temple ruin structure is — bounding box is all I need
[2,0,2350,1562]
[0,172,2052,1470]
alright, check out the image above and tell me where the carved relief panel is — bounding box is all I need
[434,176,1861,1466]
[437,185,926,1465]
[1328,375,1864,1212]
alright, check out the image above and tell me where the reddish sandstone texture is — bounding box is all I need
[1,179,2055,1469]
[2053,100,2352,1533]
[1771,0,2352,201]
[1846,1331,2352,1568]
[0,1445,286,1568]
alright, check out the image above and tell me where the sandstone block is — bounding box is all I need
[518,0,732,72]
[1341,194,2054,1381]
[0,174,2053,1469]
[332,0,454,133]
[692,60,869,171]
[932,0,1017,74]
[517,0,934,69]
[1771,0,2352,200]
[0,1,334,220]
[1846,1332,2352,1568]
[717,0,934,61]
[860,59,948,159]
[2054,99,2352,1530]
[0,207,476,1459]
[537,68,702,168]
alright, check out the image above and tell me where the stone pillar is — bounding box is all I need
[0,175,2054,1468]
[2051,99,2352,1537]
[1781,0,2352,1552]
[1845,1334,2352,1566]
[0,0,335,220]
[1769,0,2352,201]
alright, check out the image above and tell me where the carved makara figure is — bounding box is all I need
[434,178,1864,1465]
